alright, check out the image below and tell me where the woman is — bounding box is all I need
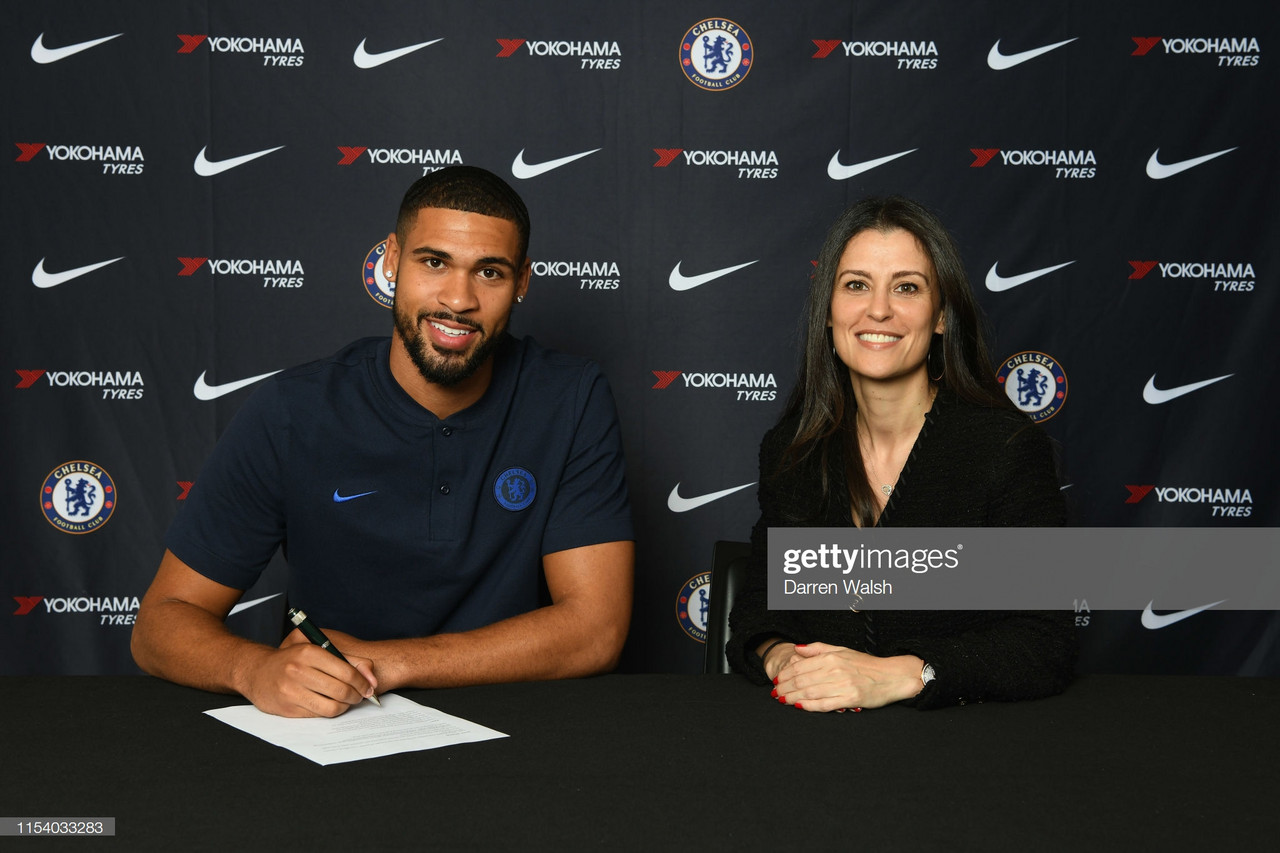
[726,197,1074,711]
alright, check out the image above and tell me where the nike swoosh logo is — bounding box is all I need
[510,148,601,179]
[32,256,125,288]
[193,369,282,400]
[1141,600,1226,630]
[1145,147,1237,180]
[194,145,285,177]
[353,37,443,68]
[667,482,756,513]
[984,260,1075,292]
[228,593,282,617]
[1142,373,1233,404]
[333,489,377,503]
[668,260,758,291]
[987,38,1078,70]
[827,149,917,181]
[31,32,123,64]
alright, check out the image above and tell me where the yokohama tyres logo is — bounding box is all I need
[1131,38,1161,56]
[1128,261,1158,279]
[13,596,43,615]
[652,371,681,389]
[15,369,45,388]
[653,149,683,167]
[1127,259,1256,291]
[812,40,841,58]
[970,149,1000,167]
[337,146,366,165]
[177,35,208,53]
[177,257,208,276]
[15,143,45,161]
[1125,485,1155,503]
[496,39,525,57]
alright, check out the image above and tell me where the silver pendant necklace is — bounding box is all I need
[860,387,936,499]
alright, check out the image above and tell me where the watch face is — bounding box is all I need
[921,663,936,684]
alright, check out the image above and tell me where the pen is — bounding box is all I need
[287,607,381,706]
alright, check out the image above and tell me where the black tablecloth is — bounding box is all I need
[3,673,1278,851]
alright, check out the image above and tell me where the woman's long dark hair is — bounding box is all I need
[778,196,1013,526]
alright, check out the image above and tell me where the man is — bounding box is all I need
[132,166,634,717]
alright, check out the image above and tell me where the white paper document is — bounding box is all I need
[204,693,508,765]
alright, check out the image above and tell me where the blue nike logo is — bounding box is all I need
[333,489,377,503]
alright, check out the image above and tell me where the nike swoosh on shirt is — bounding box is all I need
[32,256,124,288]
[333,489,378,503]
[31,32,123,64]
[668,260,758,291]
[984,260,1075,292]
[987,38,1078,70]
[1142,373,1233,404]
[228,593,282,617]
[193,145,285,177]
[193,369,282,400]
[827,149,917,181]
[353,37,443,68]
[1145,147,1237,180]
[1141,600,1226,630]
[667,482,756,513]
[510,148,601,179]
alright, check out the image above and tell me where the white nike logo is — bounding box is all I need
[352,37,444,68]
[228,593,282,617]
[193,369,282,400]
[193,145,285,177]
[31,32,122,64]
[987,38,1078,70]
[1141,599,1226,630]
[510,148,601,179]
[32,256,125,288]
[1145,147,1237,180]
[667,482,756,513]
[827,149,917,181]
[1142,373,1233,404]
[984,260,1075,292]
[668,260,758,291]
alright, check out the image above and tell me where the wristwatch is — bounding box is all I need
[920,662,936,688]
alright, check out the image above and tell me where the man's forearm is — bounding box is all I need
[347,596,628,691]
[131,596,273,696]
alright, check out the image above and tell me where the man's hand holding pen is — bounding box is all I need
[232,608,381,718]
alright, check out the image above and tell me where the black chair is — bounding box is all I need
[703,540,751,674]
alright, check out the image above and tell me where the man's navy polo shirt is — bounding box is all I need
[166,335,633,640]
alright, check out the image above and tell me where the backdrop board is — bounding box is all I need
[3,1,1277,676]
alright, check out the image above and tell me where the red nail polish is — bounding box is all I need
[853,707,863,713]
[772,677,778,685]
[795,644,807,648]
[795,702,805,710]
[777,695,785,704]
[771,688,778,698]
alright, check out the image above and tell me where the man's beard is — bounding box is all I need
[393,302,505,387]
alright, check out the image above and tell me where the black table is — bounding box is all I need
[3,674,1277,851]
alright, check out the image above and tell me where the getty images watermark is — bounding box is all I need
[768,528,1280,610]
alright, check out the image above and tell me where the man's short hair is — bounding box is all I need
[396,166,531,264]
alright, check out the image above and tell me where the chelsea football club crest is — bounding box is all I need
[362,239,394,309]
[494,467,537,511]
[41,460,117,534]
[679,19,753,91]
[996,351,1068,422]
[676,572,713,643]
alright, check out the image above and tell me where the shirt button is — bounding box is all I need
[438,483,450,495]
[440,426,453,437]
